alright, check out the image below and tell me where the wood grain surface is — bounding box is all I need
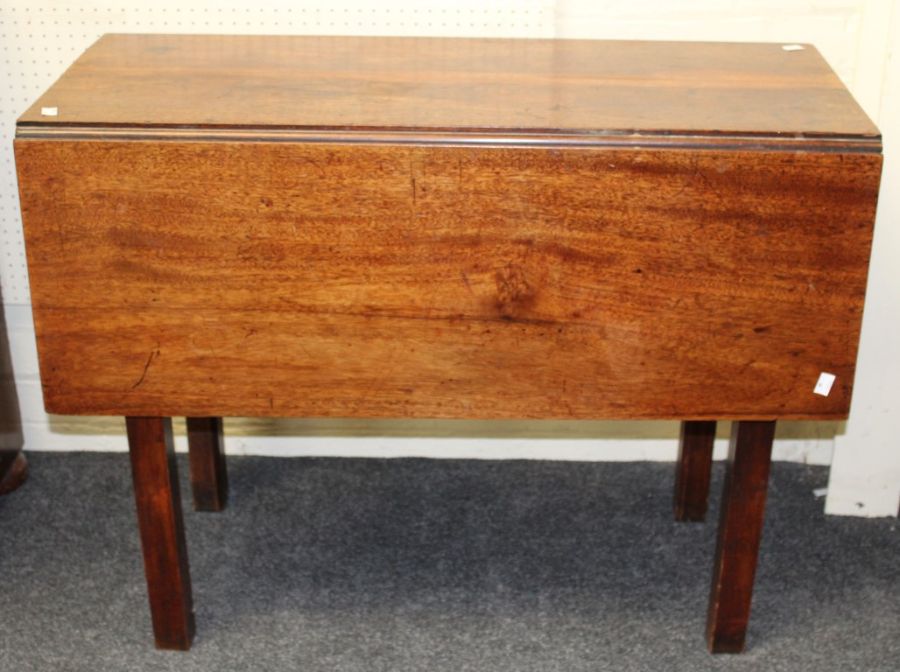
[16,139,880,419]
[18,34,879,140]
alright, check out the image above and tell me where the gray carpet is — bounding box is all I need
[0,453,897,671]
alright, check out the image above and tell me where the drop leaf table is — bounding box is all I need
[14,35,882,653]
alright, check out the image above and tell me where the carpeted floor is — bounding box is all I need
[0,453,897,671]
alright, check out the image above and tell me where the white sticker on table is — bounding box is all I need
[813,372,836,397]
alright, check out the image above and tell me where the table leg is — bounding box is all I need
[0,449,27,495]
[674,420,716,521]
[706,420,776,653]
[187,417,228,512]
[126,416,195,651]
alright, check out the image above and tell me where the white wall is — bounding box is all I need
[826,1,900,517]
[0,1,896,516]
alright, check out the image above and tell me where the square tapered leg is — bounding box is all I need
[187,417,228,512]
[674,420,717,521]
[707,420,776,653]
[127,416,195,651]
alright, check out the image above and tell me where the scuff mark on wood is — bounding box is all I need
[131,343,161,389]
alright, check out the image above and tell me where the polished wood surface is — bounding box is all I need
[19,35,879,140]
[707,420,776,653]
[187,417,227,512]
[126,416,194,650]
[16,140,880,419]
[674,421,717,522]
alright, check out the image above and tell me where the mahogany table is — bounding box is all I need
[14,34,882,653]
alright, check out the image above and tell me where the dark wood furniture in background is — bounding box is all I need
[0,443,26,496]
[14,35,882,653]
[0,284,26,497]
[0,453,26,495]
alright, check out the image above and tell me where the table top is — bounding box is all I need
[18,34,879,143]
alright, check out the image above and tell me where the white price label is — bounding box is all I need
[813,372,836,397]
